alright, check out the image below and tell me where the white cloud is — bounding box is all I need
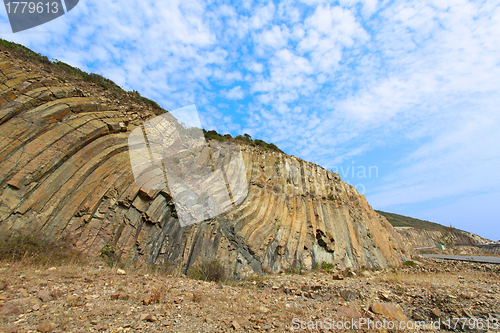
[225,86,245,100]
[2,0,500,238]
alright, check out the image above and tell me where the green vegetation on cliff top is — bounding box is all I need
[377,210,462,233]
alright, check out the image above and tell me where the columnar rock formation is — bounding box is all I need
[0,50,409,278]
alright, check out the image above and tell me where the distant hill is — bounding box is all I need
[376,210,458,232]
[377,211,493,247]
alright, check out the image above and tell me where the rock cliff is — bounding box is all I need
[395,227,490,248]
[0,48,409,278]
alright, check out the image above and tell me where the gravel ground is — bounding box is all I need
[1,257,499,332]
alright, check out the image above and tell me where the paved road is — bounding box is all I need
[422,254,500,264]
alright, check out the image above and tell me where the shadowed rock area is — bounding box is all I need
[0,49,410,278]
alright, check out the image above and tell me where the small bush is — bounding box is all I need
[320,262,335,271]
[203,129,225,142]
[403,260,416,267]
[100,244,120,267]
[187,259,226,282]
[149,286,165,304]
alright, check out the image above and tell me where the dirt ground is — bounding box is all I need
[1,256,499,333]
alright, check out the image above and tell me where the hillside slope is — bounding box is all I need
[0,42,409,278]
[376,211,490,248]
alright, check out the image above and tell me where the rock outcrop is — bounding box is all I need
[395,227,489,248]
[0,49,409,278]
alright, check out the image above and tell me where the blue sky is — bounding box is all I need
[1,0,499,240]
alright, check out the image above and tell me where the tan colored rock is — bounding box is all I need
[37,322,58,332]
[139,313,157,322]
[0,302,22,316]
[370,302,409,321]
[336,306,360,319]
[231,320,241,330]
[258,306,271,313]
[37,290,53,302]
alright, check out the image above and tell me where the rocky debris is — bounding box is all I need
[340,289,359,301]
[0,301,22,316]
[139,313,157,322]
[230,320,241,330]
[370,302,409,321]
[36,321,58,332]
[336,306,360,319]
[36,290,54,302]
[0,257,498,332]
[0,50,409,278]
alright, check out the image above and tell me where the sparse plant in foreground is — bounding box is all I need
[150,286,165,304]
[100,244,120,267]
[285,259,305,275]
[403,260,417,267]
[187,259,227,282]
[320,261,335,271]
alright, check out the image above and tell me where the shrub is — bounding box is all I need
[403,260,416,267]
[100,244,120,267]
[320,261,335,271]
[187,259,226,282]
[203,129,225,142]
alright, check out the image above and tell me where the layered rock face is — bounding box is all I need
[0,51,409,278]
[395,227,489,248]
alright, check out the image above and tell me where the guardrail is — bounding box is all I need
[476,244,500,255]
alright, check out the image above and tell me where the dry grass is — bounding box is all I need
[0,234,86,267]
[380,269,496,287]
[192,291,204,302]
[149,286,165,304]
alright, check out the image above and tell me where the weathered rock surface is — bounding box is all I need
[0,51,409,278]
[395,227,489,249]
